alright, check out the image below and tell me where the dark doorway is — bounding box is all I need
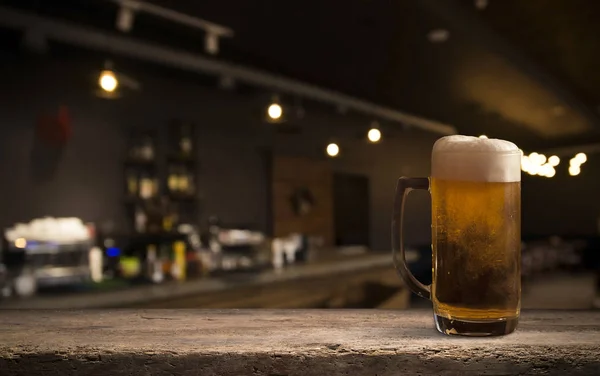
[333,173,370,247]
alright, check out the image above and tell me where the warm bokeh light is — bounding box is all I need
[14,237,27,249]
[548,155,560,166]
[528,164,540,175]
[522,152,555,177]
[367,128,381,143]
[537,154,547,165]
[267,103,282,120]
[569,165,581,176]
[479,135,488,139]
[521,155,531,172]
[326,143,339,157]
[539,164,555,178]
[575,153,587,164]
[99,70,118,92]
[527,152,547,166]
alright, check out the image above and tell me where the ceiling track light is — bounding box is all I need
[266,95,283,122]
[110,0,234,55]
[99,60,119,93]
[428,29,450,43]
[116,2,138,32]
[99,69,118,92]
[475,0,489,11]
[367,121,382,143]
[96,60,142,99]
[205,31,219,55]
[326,142,340,158]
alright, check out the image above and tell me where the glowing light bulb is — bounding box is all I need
[539,164,554,178]
[569,165,581,176]
[548,155,560,167]
[537,154,547,164]
[521,156,532,173]
[575,153,587,164]
[528,164,540,175]
[99,70,118,92]
[479,135,488,139]
[367,128,382,143]
[326,143,339,157]
[267,103,282,120]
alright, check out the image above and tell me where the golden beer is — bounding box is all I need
[431,178,520,323]
[392,135,521,336]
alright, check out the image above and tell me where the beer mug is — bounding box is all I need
[393,135,521,336]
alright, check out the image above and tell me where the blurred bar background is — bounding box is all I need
[0,0,599,310]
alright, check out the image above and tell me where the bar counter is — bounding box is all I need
[1,310,598,375]
[0,251,408,309]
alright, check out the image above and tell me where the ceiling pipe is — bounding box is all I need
[0,6,456,135]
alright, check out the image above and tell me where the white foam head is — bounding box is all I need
[432,135,521,182]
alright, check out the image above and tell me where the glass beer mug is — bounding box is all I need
[393,135,521,336]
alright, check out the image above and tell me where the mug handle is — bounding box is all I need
[392,177,431,300]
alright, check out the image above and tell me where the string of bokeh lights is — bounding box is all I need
[264,96,382,157]
[98,69,592,168]
[521,151,587,177]
[480,135,587,178]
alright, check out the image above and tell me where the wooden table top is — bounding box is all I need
[0,309,598,375]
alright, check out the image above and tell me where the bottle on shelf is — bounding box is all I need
[140,135,154,161]
[126,169,138,197]
[139,173,153,199]
[179,123,193,157]
[134,205,147,233]
[178,166,189,194]
[171,241,187,281]
[167,166,178,194]
[146,244,164,283]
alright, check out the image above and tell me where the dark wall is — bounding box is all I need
[0,58,437,251]
[522,159,600,237]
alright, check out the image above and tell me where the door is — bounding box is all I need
[333,173,370,247]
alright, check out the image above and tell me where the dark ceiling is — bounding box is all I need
[3,0,600,150]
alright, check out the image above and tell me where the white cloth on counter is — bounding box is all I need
[4,217,90,243]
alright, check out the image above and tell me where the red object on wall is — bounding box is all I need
[36,105,72,146]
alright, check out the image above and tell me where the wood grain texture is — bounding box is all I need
[1,310,599,375]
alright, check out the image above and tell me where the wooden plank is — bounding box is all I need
[1,310,599,375]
